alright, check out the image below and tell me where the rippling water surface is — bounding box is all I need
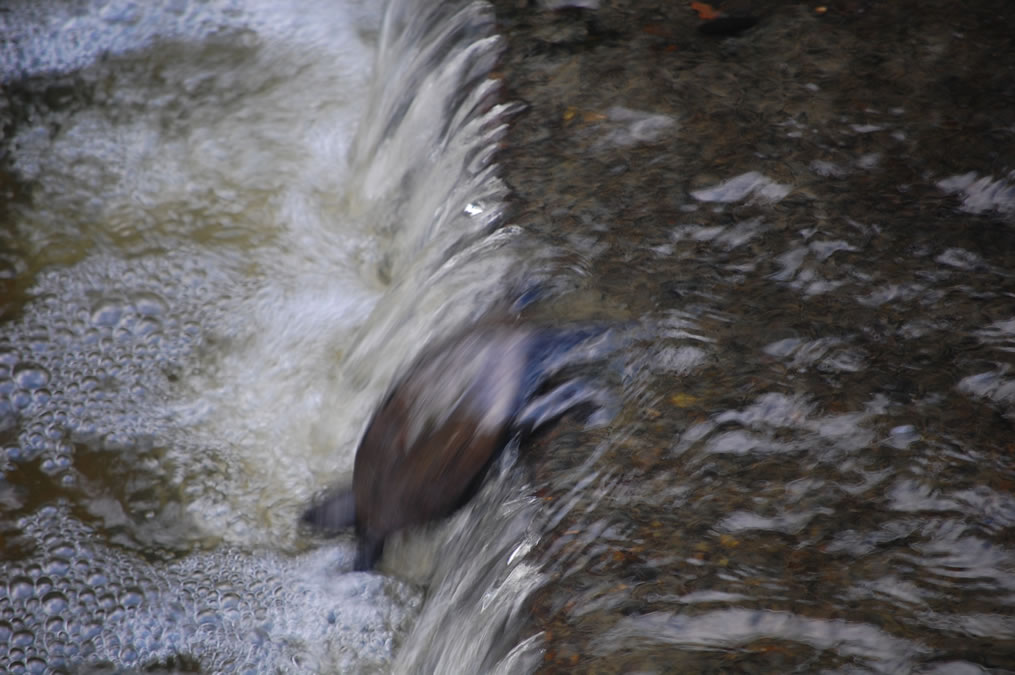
[488,1,1015,672]
[3,0,1015,673]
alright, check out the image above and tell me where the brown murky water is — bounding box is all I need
[492,0,1015,672]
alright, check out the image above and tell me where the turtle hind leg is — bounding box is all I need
[515,376,612,434]
[301,488,356,534]
[354,535,385,571]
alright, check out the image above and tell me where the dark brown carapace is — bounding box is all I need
[301,320,617,570]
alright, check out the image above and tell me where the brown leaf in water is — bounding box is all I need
[670,392,698,407]
[690,2,720,20]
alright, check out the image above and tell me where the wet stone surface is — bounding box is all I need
[492,0,1015,672]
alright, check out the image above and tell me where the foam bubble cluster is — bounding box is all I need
[0,506,421,673]
[0,252,209,482]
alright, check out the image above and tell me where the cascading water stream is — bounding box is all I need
[0,0,549,671]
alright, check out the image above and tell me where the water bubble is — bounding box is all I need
[121,588,143,609]
[9,577,34,602]
[12,363,50,390]
[0,621,12,643]
[81,621,101,642]
[2,443,22,463]
[33,578,52,597]
[42,422,64,440]
[11,630,34,647]
[90,301,124,327]
[97,593,116,612]
[11,390,33,411]
[43,558,69,577]
[52,327,75,344]
[26,336,51,355]
[77,589,95,607]
[196,607,220,626]
[135,317,161,336]
[134,293,168,317]
[42,592,68,615]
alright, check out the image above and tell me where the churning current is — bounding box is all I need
[0,0,542,671]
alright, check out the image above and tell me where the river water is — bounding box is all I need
[2,0,1014,673]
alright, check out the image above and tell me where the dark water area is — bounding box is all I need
[492,0,1015,672]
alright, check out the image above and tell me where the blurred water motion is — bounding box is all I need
[0,0,539,671]
[2,0,1015,672]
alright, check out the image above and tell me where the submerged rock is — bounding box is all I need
[301,320,617,571]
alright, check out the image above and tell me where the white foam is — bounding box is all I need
[691,171,791,204]
[1,0,528,670]
[937,171,1015,216]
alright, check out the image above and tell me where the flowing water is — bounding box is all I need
[2,0,1015,673]
[486,1,1015,672]
[0,0,541,671]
